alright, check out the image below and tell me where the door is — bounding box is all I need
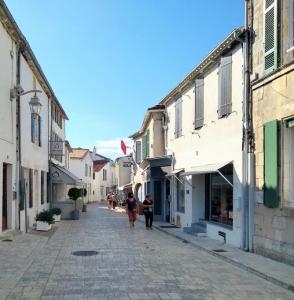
[165,179,171,222]
[154,180,162,220]
[2,163,8,231]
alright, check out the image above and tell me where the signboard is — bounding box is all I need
[50,141,64,156]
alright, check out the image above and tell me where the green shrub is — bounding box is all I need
[36,210,54,224]
[68,187,80,210]
[50,207,62,215]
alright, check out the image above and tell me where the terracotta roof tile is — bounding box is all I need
[93,160,109,172]
[70,148,89,159]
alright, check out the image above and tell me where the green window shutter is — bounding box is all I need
[264,120,280,208]
[264,0,278,74]
[195,78,204,128]
[146,130,150,157]
[142,135,147,159]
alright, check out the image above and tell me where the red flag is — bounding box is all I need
[121,140,127,155]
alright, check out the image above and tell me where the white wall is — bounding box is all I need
[19,54,50,231]
[115,156,132,188]
[69,151,94,203]
[0,21,17,232]
[166,45,244,247]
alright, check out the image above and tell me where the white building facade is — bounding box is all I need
[163,28,245,247]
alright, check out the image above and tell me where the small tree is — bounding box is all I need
[68,187,80,210]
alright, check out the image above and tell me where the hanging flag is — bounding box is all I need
[121,140,127,155]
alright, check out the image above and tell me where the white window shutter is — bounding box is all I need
[264,0,278,73]
[195,79,204,128]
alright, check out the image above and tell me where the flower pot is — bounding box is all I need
[72,209,80,220]
[53,214,61,222]
[36,221,52,231]
[82,204,87,212]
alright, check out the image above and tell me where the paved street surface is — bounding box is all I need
[0,204,294,300]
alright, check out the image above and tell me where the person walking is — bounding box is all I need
[126,192,137,228]
[143,194,153,229]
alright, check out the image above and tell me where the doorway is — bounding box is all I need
[2,163,8,231]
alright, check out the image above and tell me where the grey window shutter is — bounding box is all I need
[195,79,204,129]
[178,99,182,136]
[218,55,232,118]
[31,113,35,143]
[175,101,179,138]
[264,0,278,73]
[136,141,142,163]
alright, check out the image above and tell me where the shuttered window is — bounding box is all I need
[38,116,42,147]
[218,55,232,118]
[31,113,35,143]
[264,0,278,73]
[31,113,41,147]
[29,169,33,208]
[194,79,204,129]
[136,141,142,163]
[290,0,294,51]
[142,130,150,159]
[41,171,44,205]
[175,98,183,138]
[264,120,280,208]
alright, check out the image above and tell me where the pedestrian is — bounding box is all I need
[143,194,153,229]
[107,192,112,209]
[112,192,117,209]
[126,192,137,228]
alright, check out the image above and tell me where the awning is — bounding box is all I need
[182,161,232,176]
[165,168,184,177]
[51,164,83,186]
[181,161,233,187]
[118,183,132,191]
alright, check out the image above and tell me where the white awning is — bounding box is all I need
[181,161,232,176]
[51,164,83,186]
[165,168,184,177]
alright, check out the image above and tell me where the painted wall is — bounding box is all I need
[93,162,116,202]
[115,156,132,188]
[0,20,17,232]
[19,54,50,231]
[166,44,244,247]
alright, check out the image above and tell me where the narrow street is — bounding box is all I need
[0,204,292,300]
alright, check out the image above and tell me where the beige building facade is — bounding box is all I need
[250,0,294,264]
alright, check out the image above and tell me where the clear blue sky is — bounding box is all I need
[5,0,244,159]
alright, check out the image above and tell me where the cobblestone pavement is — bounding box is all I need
[1,204,294,300]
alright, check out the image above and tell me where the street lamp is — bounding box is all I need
[29,92,42,114]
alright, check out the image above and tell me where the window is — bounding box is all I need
[218,55,232,118]
[29,169,33,208]
[210,164,233,226]
[176,178,185,213]
[85,164,88,177]
[103,169,107,181]
[142,130,150,159]
[89,166,91,178]
[136,141,142,163]
[194,78,204,129]
[41,171,44,205]
[175,98,183,138]
[31,113,41,146]
[106,187,110,195]
[264,0,278,73]
[100,186,104,196]
[51,132,63,162]
[51,103,63,129]
[93,172,95,180]
[282,118,294,207]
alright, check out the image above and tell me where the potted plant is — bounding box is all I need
[80,188,87,212]
[51,207,62,222]
[36,210,54,231]
[68,187,80,220]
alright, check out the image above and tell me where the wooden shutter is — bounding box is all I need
[41,171,44,205]
[146,130,150,157]
[29,169,33,208]
[38,115,42,147]
[178,99,182,136]
[218,55,232,118]
[31,113,35,143]
[175,101,179,137]
[264,0,278,73]
[195,79,204,129]
[136,141,142,163]
[264,120,280,208]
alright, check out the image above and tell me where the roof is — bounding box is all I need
[93,160,109,172]
[70,148,90,159]
[159,27,245,106]
[90,151,111,162]
[0,0,68,120]
[129,104,165,139]
[65,140,73,152]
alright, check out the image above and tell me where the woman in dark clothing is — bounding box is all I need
[143,194,153,229]
[126,192,137,228]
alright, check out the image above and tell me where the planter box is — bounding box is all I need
[36,221,52,231]
[53,214,61,222]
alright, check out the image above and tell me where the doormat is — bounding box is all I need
[213,249,228,253]
[72,250,98,257]
[159,225,178,228]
